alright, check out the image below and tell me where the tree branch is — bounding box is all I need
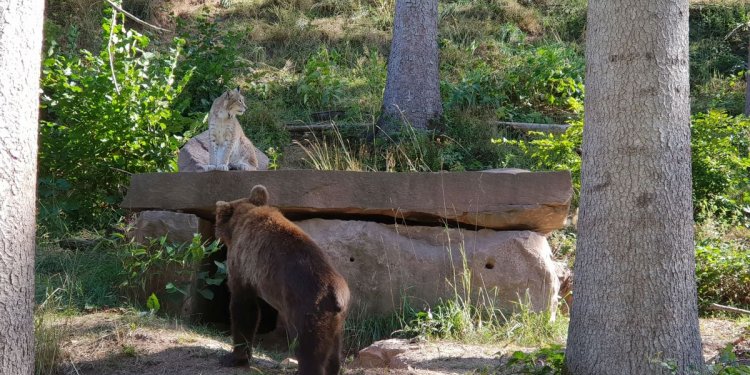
[103,0,170,33]
[709,303,750,315]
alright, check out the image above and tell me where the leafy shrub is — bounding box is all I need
[692,72,747,116]
[494,120,582,200]
[495,110,750,219]
[174,9,246,115]
[296,47,346,110]
[121,233,224,303]
[689,3,750,87]
[695,235,750,310]
[691,111,750,224]
[498,44,584,122]
[39,14,193,227]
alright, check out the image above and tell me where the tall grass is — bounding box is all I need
[35,290,71,375]
[342,226,567,352]
[295,122,442,172]
[35,232,125,310]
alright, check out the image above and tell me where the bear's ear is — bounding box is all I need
[249,185,269,206]
[216,201,233,221]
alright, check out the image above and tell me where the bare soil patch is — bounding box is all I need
[52,311,748,374]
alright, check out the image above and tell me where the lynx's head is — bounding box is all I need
[211,87,247,119]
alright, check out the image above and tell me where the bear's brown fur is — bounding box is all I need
[215,185,350,374]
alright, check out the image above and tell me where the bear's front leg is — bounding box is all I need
[221,293,261,367]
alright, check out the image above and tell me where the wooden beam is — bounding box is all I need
[493,121,570,134]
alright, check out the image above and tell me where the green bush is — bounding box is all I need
[495,111,750,220]
[494,120,582,200]
[174,9,246,115]
[691,111,750,224]
[296,47,346,111]
[689,3,750,87]
[692,72,746,116]
[441,36,584,123]
[696,239,750,310]
[39,14,193,228]
[121,233,223,303]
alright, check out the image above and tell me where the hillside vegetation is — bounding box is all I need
[38,0,750,312]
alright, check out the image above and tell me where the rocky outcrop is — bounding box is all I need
[296,219,560,317]
[177,130,269,172]
[351,339,412,369]
[130,210,213,245]
[121,170,573,233]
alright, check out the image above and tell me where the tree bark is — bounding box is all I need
[380,0,442,131]
[0,0,45,372]
[745,37,750,116]
[566,0,704,374]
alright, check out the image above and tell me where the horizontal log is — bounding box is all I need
[493,121,570,134]
[121,170,573,233]
[708,303,750,315]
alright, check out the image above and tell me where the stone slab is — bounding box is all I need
[121,170,572,233]
[178,130,269,172]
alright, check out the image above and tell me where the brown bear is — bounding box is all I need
[215,185,350,375]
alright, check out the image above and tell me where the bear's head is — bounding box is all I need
[215,184,269,246]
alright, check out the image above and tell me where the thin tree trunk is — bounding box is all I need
[0,0,45,372]
[380,0,442,131]
[566,0,704,373]
[745,37,750,116]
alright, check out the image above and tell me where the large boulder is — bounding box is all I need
[178,130,269,172]
[121,170,573,234]
[130,210,213,245]
[296,219,560,318]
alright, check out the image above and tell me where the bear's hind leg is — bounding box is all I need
[324,330,342,375]
[221,293,260,367]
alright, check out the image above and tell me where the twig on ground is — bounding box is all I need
[709,303,750,315]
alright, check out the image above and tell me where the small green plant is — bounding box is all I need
[656,344,750,374]
[146,293,160,314]
[493,120,582,202]
[121,233,223,304]
[121,344,138,357]
[695,234,750,311]
[499,345,567,375]
[296,47,345,110]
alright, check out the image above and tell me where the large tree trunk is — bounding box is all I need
[566,0,704,373]
[380,0,442,131]
[0,0,45,372]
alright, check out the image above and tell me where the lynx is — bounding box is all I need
[206,88,258,171]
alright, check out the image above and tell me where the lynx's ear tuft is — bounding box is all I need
[249,185,269,206]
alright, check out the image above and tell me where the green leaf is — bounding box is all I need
[146,293,160,312]
[198,288,214,300]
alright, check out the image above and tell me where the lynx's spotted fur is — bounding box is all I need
[206,88,258,171]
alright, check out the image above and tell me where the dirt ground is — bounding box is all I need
[53,311,748,375]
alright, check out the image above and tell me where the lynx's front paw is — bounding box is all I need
[214,164,230,171]
[229,162,256,171]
